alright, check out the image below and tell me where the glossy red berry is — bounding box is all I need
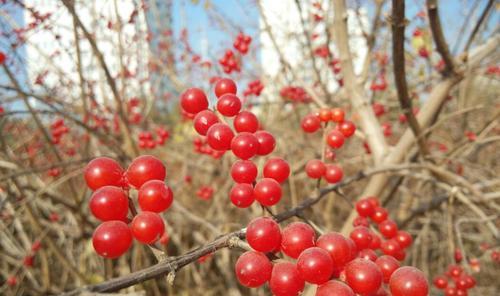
[130,211,165,244]
[89,186,129,221]
[359,248,378,261]
[379,219,398,239]
[234,111,259,133]
[445,287,457,296]
[395,230,413,248]
[263,157,290,183]
[316,232,351,267]
[297,247,334,284]
[254,130,275,155]
[370,234,382,250]
[229,183,255,208]
[433,275,448,289]
[231,160,258,183]
[138,180,173,213]
[92,221,132,258]
[246,217,281,252]
[281,222,315,259]
[330,108,345,123]
[345,258,383,294]
[356,199,376,217]
[350,226,373,249]
[326,130,345,149]
[270,262,305,296]
[180,88,208,114]
[214,78,237,98]
[301,114,321,133]
[217,94,241,117]
[376,255,401,283]
[337,120,356,137]
[206,123,235,151]
[316,280,355,296]
[231,132,259,159]
[371,206,388,223]
[234,251,272,288]
[84,157,124,190]
[126,155,166,189]
[305,159,326,179]
[380,239,402,258]
[323,164,343,183]
[389,266,429,296]
[254,178,282,206]
[318,108,332,121]
[193,110,219,135]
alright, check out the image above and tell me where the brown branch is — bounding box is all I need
[463,0,495,51]
[391,0,429,156]
[61,0,139,157]
[426,0,458,76]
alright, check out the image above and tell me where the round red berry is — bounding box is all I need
[263,157,290,183]
[316,280,355,296]
[217,94,241,117]
[297,247,334,284]
[254,178,282,206]
[246,217,281,252]
[130,211,165,244]
[305,159,326,179]
[206,123,235,151]
[138,180,173,213]
[389,266,429,296]
[231,160,258,183]
[89,186,129,221]
[234,111,259,133]
[180,88,208,114]
[345,258,383,294]
[323,164,343,183]
[281,222,315,259]
[214,78,237,98]
[84,157,124,190]
[92,221,132,258]
[234,251,272,288]
[231,132,259,159]
[193,110,219,136]
[301,114,321,133]
[229,183,255,208]
[270,262,305,296]
[254,130,276,155]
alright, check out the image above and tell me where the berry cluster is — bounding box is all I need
[180,79,290,208]
[242,79,264,97]
[137,127,170,150]
[50,118,69,145]
[233,32,251,55]
[219,49,240,74]
[279,86,312,103]
[235,216,428,295]
[301,108,356,139]
[433,264,477,296]
[196,185,214,200]
[84,155,171,258]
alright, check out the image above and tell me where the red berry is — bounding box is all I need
[254,130,276,155]
[84,157,124,190]
[297,247,334,284]
[359,248,378,261]
[305,159,326,179]
[0,52,6,65]
[395,230,413,248]
[254,178,282,206]
[270,262,305,296]
[380,239,402,259]
[433,275,448,289]
[246,217,281,252]
[376,255,400,283]
[6,275,17,287]
[217,94,241,117]
[326,130,345,149]
[350,226,373,249]
[231,160,258,183]
[323,164,343,183]
[371,206,388,223]
[180,88,208,114]
[214,78,237,98]
[138,180,173,213]
[345,258,383,294]
[316,232,351,267]
[89,186,129,221]
[229,183,255,208]
[234,251,272,288]
[370,234,382,250]
[316,280,355,296]
[231,132,259,159]
[318,108,332,122]
[193,110,219,136]
[337,120,356,137]
[445,287,457,296]
[126,155,166,189]
[281,222,316,259]
[389,266,429,296]
[263,157,290,183]
[301,114,321,133]
[92,221,132,258]
[379,219,398,239]
[234,111,259,133]
[130,211,165,244]
[206,123,235,151]
[356,199,375,217]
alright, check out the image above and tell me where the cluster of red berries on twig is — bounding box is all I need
[234,201,429,295]
[433,264,477,296]
[280,86,312,103]
[137,127,170,150]
[242,79,264,97]
[180,78,290,208]
[233,32,251,55]
[84,155,171,258]
[219,49,241,74]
